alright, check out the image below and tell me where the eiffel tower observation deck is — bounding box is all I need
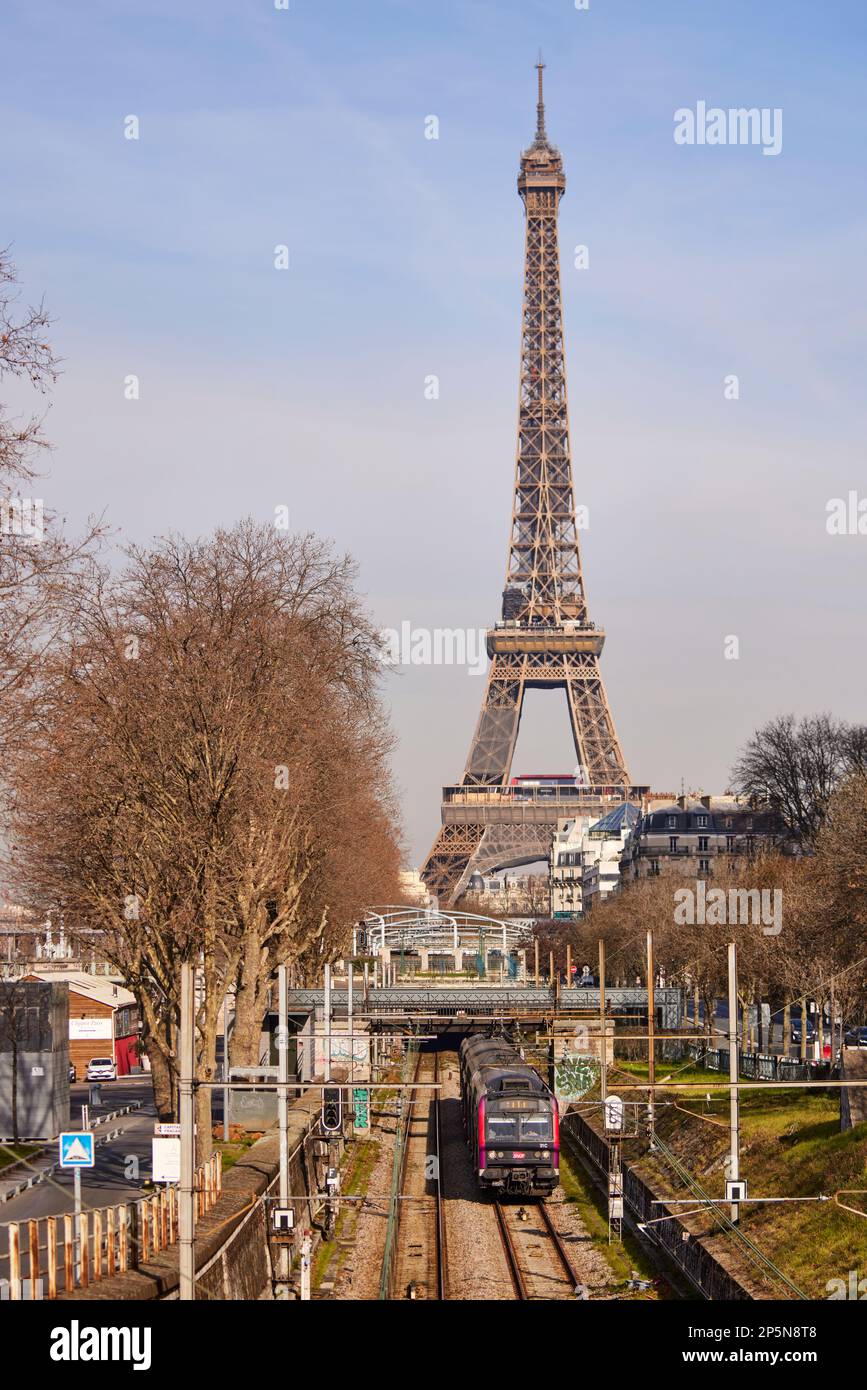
[422,62,647,907]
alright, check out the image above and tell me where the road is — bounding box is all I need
[1,1076,156,1224]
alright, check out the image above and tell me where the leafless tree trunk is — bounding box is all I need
[6,522,401,1145]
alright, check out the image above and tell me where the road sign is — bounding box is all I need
[152,1136,181,1183]
[155,1123,181,1136]
[59,1132,95,1168]
[604,1095,624,1133]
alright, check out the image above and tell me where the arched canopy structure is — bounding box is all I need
[356,906,533,957]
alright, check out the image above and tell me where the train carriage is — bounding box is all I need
[459,1034,559,1197]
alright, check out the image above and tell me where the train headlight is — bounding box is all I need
[488,1149,498,1160]
[540,1150,550,1160]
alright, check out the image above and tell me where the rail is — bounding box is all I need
[494,1202,528,1299]
[378,1044,417,1299]
[379,1046,444,1300]
[433,1052,446,1300]
[493,1198,580,1300]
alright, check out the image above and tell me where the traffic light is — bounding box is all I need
[321,1086,342,1133]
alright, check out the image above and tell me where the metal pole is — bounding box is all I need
[73,1168,82,1284]
[324,963,332,1083]
[348,961,354,1124]
[179,961,196,1300]
[598,939,607,1103]
[830,978,836,1068]
[277,964,290,1288]
[222,990,230,1145]
[727,942,740,1224]
[800,996,807,1061]
[817,973,825,1063]
[534,938,539,986]
[646,931,655,1143]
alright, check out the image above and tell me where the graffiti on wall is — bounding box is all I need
[553,1051,600,1103]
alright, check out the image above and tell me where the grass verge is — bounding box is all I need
[0,1143,41,1172]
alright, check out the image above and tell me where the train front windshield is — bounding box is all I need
[487,1116,519,1141]
[520,1115,551,1141]
[486,1114,551,1142]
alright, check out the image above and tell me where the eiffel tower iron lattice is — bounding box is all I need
[421,62,643,908]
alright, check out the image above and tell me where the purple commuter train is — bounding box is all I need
[459,1034,560,1198]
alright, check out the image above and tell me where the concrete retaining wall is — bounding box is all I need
[565,1112,769,1300]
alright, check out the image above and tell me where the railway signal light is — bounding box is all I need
[272,1207,295,1234]
[322,1086,342,1133]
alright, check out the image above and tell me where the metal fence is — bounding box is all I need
[689,1044,831,1083]
[0,1153,221,1300]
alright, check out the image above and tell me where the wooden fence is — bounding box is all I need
[0,1154,221,1300]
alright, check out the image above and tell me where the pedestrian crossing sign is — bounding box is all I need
[59,1132,95,1168]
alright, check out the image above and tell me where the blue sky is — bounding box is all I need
[3,0,867,862]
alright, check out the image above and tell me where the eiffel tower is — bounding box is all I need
[421,61,643,907]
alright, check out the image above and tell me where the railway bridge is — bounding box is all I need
[280,984,683,1030]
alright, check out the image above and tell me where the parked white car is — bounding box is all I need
[86,1056,117,1081]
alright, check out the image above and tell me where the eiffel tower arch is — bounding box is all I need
[422,61,645,907]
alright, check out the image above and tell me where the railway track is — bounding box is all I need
[390,1049,446,1300]
[494,1198,582,1300]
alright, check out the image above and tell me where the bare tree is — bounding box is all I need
[6,522,401,1149]
[0,249,102,754]
[811,773,867,963]
[731,713,859,846]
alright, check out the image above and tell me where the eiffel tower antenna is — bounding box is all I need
[421,64,638,906]
[535,50,547,142]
